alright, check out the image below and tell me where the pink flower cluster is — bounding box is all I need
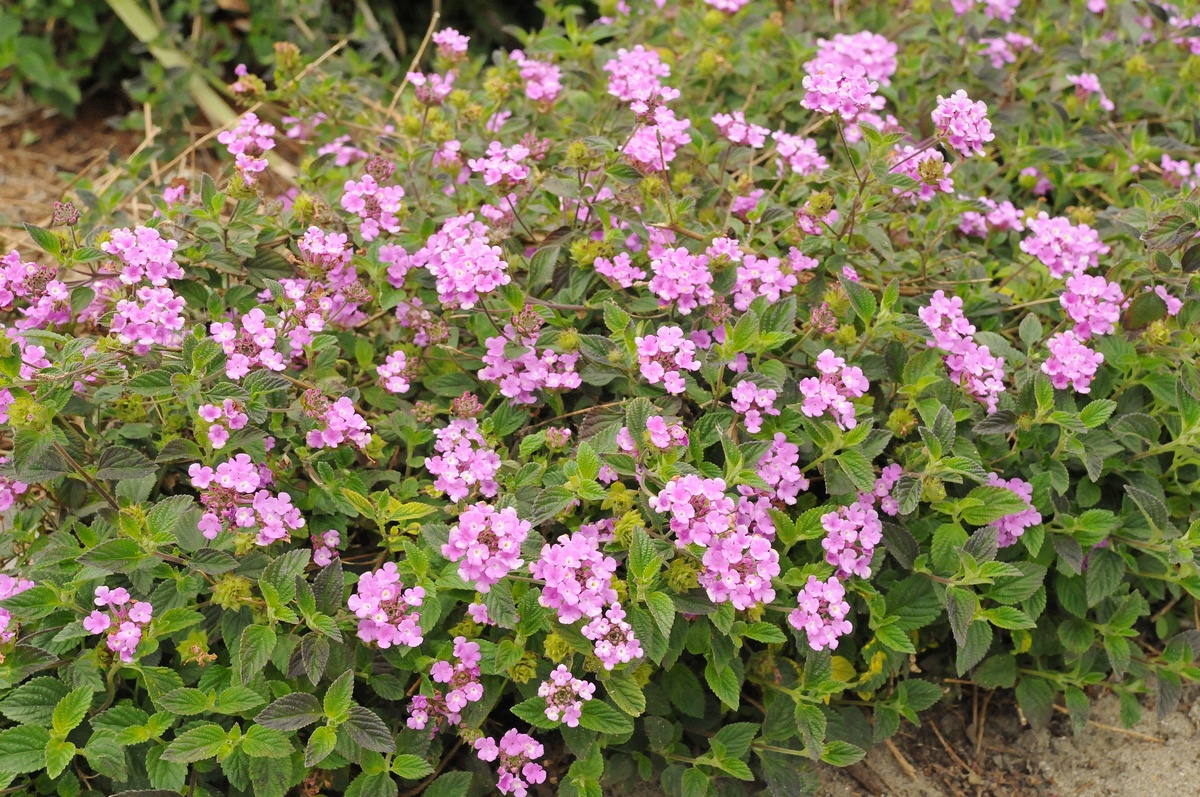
[348,562,426,649]
[190,455,306,545]
[866,463,904,517]
[959,197,1025,237]
[1061,275,1126,339]
[801,62,879,121]
[340,174,404,241]
[538,665,595,727]
[210,308,286,379]
[0,251,69,330]
[987,473,1042,547]
[312,530,340,566]
[797,350,870,429]
[474,729,547,797]
[649,475,736,547]
[731,381,780,433]
[408,637,483,731]
[624,106,692,172]
[480,326,582,405]
[1067,72,1115,112]
[377,350,411,394]
[742,433,810,505]
[649,247,713,313]
[617,415,688,453]
[733,254,800,313]
[771,131,828,176]
[433,28,469,59]
[0,457,28,512]
[530,527,619,624]
[1020,213,1110,279]
[412,214,511,309]
[408,71,455,105]
[821,501,883,579]
[304,393,372,450]
[1042,330,1104,393]
[603,45,677,106]
[1161,154,1198,189]
[198,399,249,449]
[469,142,532,187]
[581,602,644,670]
[809,31,898,85]
[217,112,275,180]
[891,146,954,203]
[635,325,702,394]
[594,253,647,288]
[112,286,187,355]
[699,519,779,610]
[1149,285,1184,316]
[919,290,1007,412]
[712,111,770,148]
[979,32,1037,68]
[951,0,1021,22]
[0,575,34,643]
[931,90,994,157]
[83,586,153,663]
[510,50,562,103]
[442,502,531,593]
[788,575,853,651]
[101,226,183,286]
[427,419,501,501]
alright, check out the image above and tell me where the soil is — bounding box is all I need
[821,688,1200,797]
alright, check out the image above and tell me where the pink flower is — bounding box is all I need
[412,214,511,309]
[649,247,713,314]
[1020,213,1110,279]
[712,111,770,148]
[216,112,275,180]
[595,253,647,288]
[510,50,562,103]
[474,729,547,796]
[797,350,869,429]
[1042,331,1104,393]
[789,576,853,651]
[433,28,469,59]
[623,107,692,172]
[772,131,828,176]
[1061,275,1126,339]
[635,325,701,394]
[931,90,994,157]
[378,350,411,394]
[820,501,883,579]
[987,473,1041,547]
[443,503,531,593]
[581,603,643,669]
[347,562,425,648]
[426,419,501,501]
[919,290,1007,413]
[479,325,581,405]
[538,666,595,727]
[1067,72,1115,112]
[530,528,619,624]
[808,31,898,85]
[801,62,879,121]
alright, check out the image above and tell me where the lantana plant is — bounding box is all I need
[1,1,1200,796]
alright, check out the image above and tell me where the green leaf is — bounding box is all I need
[528,245,561,293]
[681,766,710,797]
[820,740,866,767]
[1014,678,1055,728]
[0,677,69,725]
[24,223,62,256]
[899,680,943,712]
[342,706,396,753]
[425,772,474,797]
[839,274,877,324]
[875,622,916,654]
[955,621,993,676]
[258,693,324,730]
[241,725,293,758]
[304,725,337,767]
[703,659,741,711]
[1085,548,1125,606]
[604,674,646,717]
[238,625,276,685]
[645,591,675,639]
[604,302,631,334]
[0,725,50,772]
[77,539,145,573]
[743,622,787,644]
[161,723,228,763]
[391,754,435,780]
[577,441,601,481]
[96,446,157,480]
[158,687,210,716]
[959,485,1032,526]
[45,737,75,779]
[510,697,558,729]
[1018,313,1044,348]
[528,487,575,525]
[217,686,266,714]
[323,670,354,724]
[1079,400,1117,429]
[578,700,634,735]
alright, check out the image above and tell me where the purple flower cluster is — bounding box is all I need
[603,45,677,106]
[624,106,692,172]
[594,252,646,288]
[979,32,1038,68]
[810,30,898,85]
[101,226,184,286]
[408,637,484,731]
[480,325,582,405]
[733,254,800,312]
[0,575,34,643]
[412,213,511,309]
[797,350,870,429]
[581,603,644,670]
[112,286,187,355]
[712,111,770,148]
[931,90,994,157]
[821,501,883,579]
[348,562,426,648]
[303,393,372,450]
[771,131,828,176]
[867,463,904,517]
[474,729,547,797]
[427,419,501,501]
[537,665,595,727]
[377,350,411,394]
[83,586,153,663]
[649,475,736,547]
[0,458,28,512]
[198,399,249,449]
[741,433,810,505]
[312,530,340,567]
[469,141,532,187]
[635,325,702,394]
[1060,275,1126,339]
[442,502,531,593]
[890,146,954,203]
[649,247,714,314]
[210,308,286,379]
[617,415,688,453]
[432,28,469,59]
[1042,330,1105,393]
[699,521,779,610]
[0,251,69,330]
[530,528,619,624]
[959,196,1025,237]
[731,381,780,433]
[918,290,1007,413]
[801,62,879,121]
[987,473,1042,547]
[788,575,854,651]
[217,112,275,181]
[190,455,305,545]
[952,0,1021,22]
[510,50,562,103]
[1020,212,1111,279]
[1068,72,1115,112]
[340,174,404,241]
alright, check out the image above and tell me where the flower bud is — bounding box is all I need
[666,558,700,592]
[887,408,918,438]
[212,575,254,610]
[558,328,580,352]
[543,632,573,662]
[921,476,946,504]
[806,191,834,219]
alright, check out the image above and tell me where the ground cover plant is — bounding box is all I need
[2,0,1200,795]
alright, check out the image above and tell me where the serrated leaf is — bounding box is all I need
[161,723,228,763]
[578,700,633,735]
[237,625,276,685]
[257,693,324,730]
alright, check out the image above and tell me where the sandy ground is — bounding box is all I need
[821,689,1200,797]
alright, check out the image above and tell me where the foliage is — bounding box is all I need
[2,1,1200,796]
